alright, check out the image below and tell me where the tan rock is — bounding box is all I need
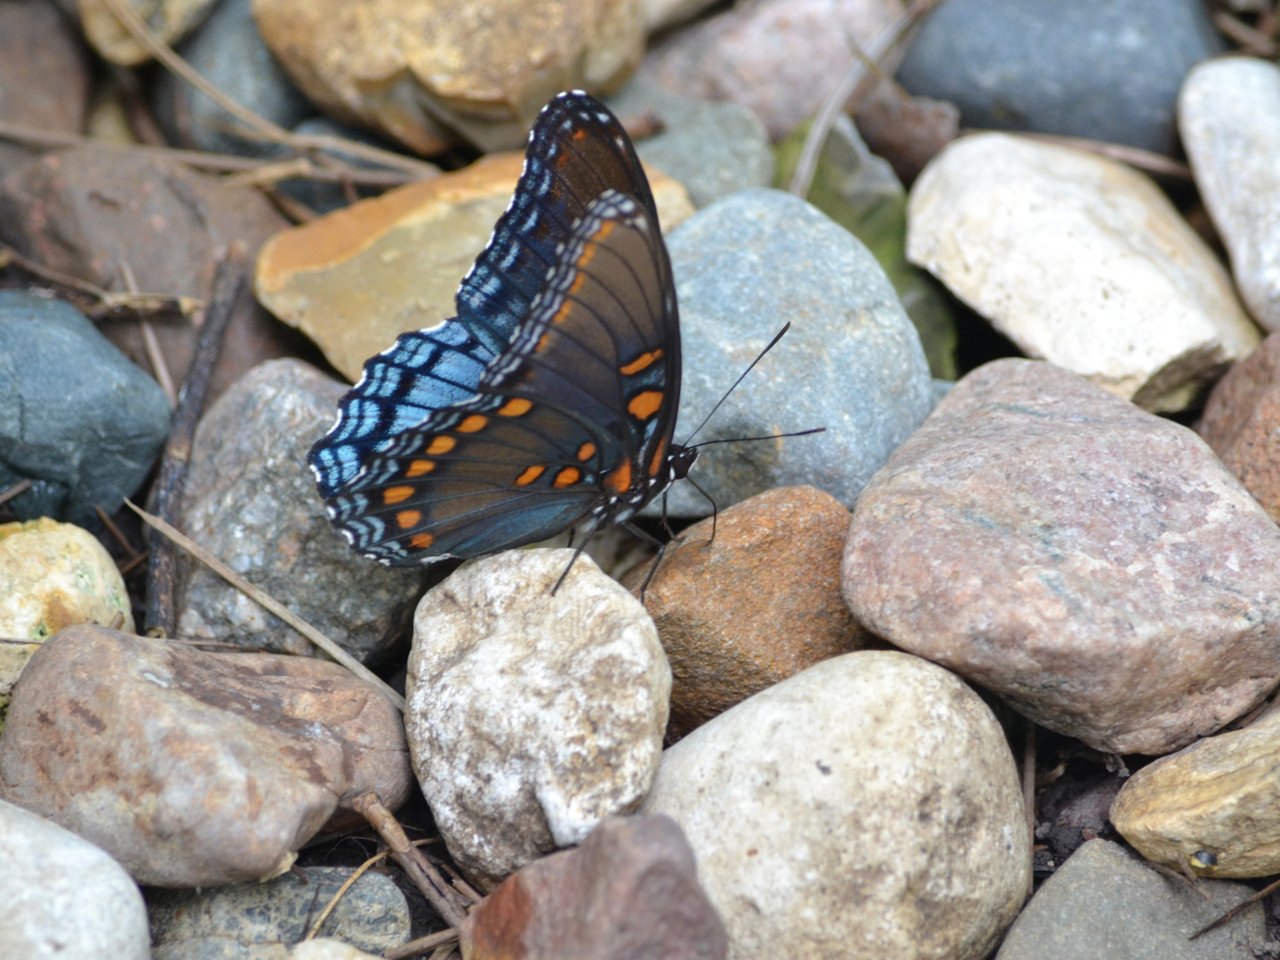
[0,518,132,718]
[907,133,1261,412]
[631,485,865,738]
[77,0,218,66]
[0,626,410,887]
[252,0,644,153]
[1111,703,1280,878]
[255,152,693,382]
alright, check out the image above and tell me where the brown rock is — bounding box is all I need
[77,0,219,66]
[0,2,90,171]
[1196,332,1280,520]
[0,626,410,887]
[0,144,297,402]
[255,152,693,382]
[843,358,1280,755]
[463,815,727,960]
[253,0,644,153]
[631,486,865,738]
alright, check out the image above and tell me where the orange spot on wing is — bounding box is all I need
[515,465,545,486]
[498,398,532,417]
[577,442,596,461]
[605,460,632,495]
[410,532,434,549]
[553,467,581,488]
[407,459,435,477]
[457,415,488,433]
[647,438,669,479]
[620,349,663,376]
[426,436,455,455]
[628,390,663,421]
[396,509,422,529]
[383,485,414,505]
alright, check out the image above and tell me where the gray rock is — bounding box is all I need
[148,866,410,960]
[995,839,1263,960]
[662,188,933,515]
[152,0,311,156]
[607,80,773,208]
[0,798,149,959]
[642,651,1029,959]
[896,0,1225,155]
[844,358,1280,755]
[0,292,170,523]
[406,549,670,889]
[176,359,426,662]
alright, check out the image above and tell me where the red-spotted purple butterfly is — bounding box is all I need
[309,91,695,566]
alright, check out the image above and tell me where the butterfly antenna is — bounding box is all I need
[682,322,793,445]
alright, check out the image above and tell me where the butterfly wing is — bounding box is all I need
[312,186,680,564]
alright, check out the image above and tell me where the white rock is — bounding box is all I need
[405,548,671,888]
[291,939,383,959]
[907,132,1260,412]
[1180,56,1280,332]
[642,651,1029,959]
[0,798,148,958]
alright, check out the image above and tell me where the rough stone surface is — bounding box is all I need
[642,0,905,140]
[253,0,644,153]
[463,815,727,960]
[1197,331,1280,520]
[0,292,170,523]
[843,359,1280,755]
[1111,703,1280,879]
[896,0,1224,156]
[148,866,410,959]
[662,188,933,516]
[0,798,149,959]
[0,144,295,402]
[176,359,425,661]
[1180,56,1280,332]
[0,626,410,887]
[631,486,865,738]
[995,840,1263,960]
[642,651,1029,959]
[255,153,693,383]
[406,549,670,889]
[907,133,1260,413]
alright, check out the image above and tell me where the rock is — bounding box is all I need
[278,116,410,215]
[606,80,774,208]
[906,133,1260,413]
[852,81,961,185]
[1111,703,1280,878]
[253,0,644,153]
[463,815,727,959]
[1196,331,1280,519]
[661,188,933,515]
[176,359,425,661]
[631,486,865,738]
[642,0,905,141]
[148,866,410,959]
[895,0,1224,156]
[0,1,90,173]
[775,112,958,378]
[642,651,1028,959]
[0,144,295,402]
[843,359,1280,756]
[406,549,670,889]
[0,292,170,522]
[151,0,312,156]
[0,798,149,959]
[77,0,220,66]
[994,839,1262,960]
[254,151,694,383]
[290,942,384,960]
[0,518,133,719]
[1180,56,1280,332]
[0,626,410,887]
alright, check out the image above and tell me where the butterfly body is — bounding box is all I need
[309,92,694,565]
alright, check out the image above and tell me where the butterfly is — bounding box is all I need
[309,90,696,567]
